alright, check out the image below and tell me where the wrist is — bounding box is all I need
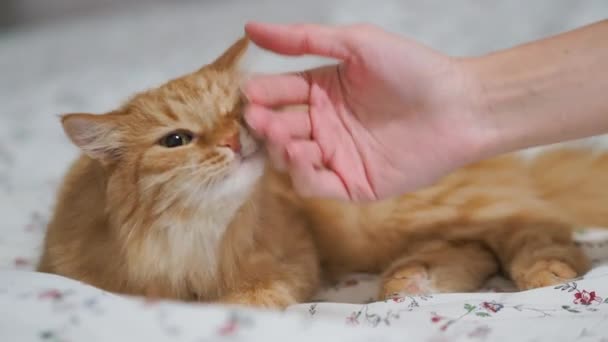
[449,55,499,165]
[456,20,608,161]
[455,50,545,161]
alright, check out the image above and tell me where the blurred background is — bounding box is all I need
[1,1,607,159]
[0,1,607,225]
[0,1,606,265]
[0,0,169,27]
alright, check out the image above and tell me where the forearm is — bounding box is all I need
[465,19,608,157]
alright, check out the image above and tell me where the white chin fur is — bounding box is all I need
[206,151,265,201]
[140,152,266,286]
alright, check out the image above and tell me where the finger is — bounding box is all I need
[288,161,349,200]
[242,73,310,106]
[286,141,348,199]
[266,134,318,173]
[245,104,311,141]
[285,140,323,168]
[245,22,351,60]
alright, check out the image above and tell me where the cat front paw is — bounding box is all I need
[379,263,434,300]
[221,288,296,310]
[513,259,579,290]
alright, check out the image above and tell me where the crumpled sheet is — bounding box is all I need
[1,229,607,342]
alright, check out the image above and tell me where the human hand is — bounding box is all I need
[243,22,484,201]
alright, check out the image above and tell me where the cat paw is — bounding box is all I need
[221,289,295,310]
[379,263,434,299]
[514,259,578,290]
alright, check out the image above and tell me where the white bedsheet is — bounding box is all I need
[1,230,608,342]
[2,1,608,341]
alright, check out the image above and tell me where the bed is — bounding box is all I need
[2,1,608,341]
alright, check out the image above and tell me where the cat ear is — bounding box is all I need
[210,37,249,70]
[61,113,123,163]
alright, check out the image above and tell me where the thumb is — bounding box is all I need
[245,22,352,61]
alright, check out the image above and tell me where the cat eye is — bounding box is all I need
[159,131,193,148]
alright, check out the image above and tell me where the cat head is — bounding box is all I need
[61,38,264,207]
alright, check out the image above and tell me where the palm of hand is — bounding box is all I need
[300,64,402,201]
[244,22,479,201]
[303,55,475,201]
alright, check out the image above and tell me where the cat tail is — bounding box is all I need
[528,148,608,228]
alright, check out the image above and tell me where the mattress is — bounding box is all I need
[2,1,608,341]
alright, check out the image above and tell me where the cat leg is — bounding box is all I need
[379,240,498,299]
[220,260,320,309]
[219,245,320,309]
[221,280,309,309]
[486,222,590,290]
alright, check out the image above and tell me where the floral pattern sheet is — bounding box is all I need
[0,229,607,342]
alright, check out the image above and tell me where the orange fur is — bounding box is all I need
[38,38,319,307]
[39,37,606,308]
[296,153,597,296]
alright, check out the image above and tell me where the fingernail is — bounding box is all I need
[285,142,299,164]
[243,107,256,129]
[238,78,252,100]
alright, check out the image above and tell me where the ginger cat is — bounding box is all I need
[39,37,608,308]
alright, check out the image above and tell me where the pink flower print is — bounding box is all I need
[574,290,602,305]
[481,301,504,313]
[217,313,253,336]
[14,257,30,268]
[38,289,63,300]
[346,312,360,326]
[391,295,406,303]
[217,320,238,336]
[430,312,445,323]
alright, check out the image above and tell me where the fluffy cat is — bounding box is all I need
[39,37,608,308]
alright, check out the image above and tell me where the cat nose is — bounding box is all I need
[218,133,241,154]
